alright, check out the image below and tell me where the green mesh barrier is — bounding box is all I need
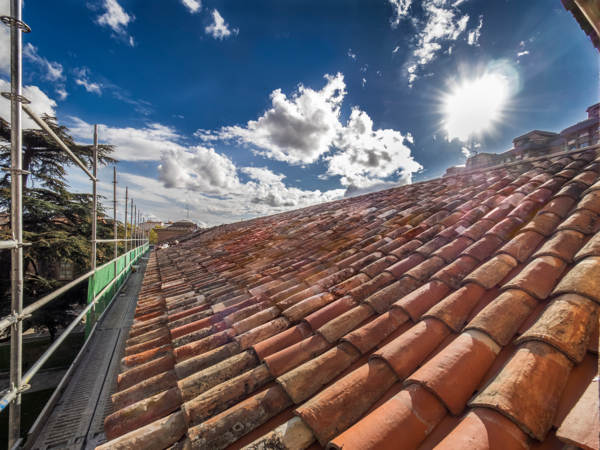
[85,243,149,338]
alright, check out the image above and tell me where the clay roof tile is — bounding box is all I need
[552,256,600,304]
[422,283,487,332]
[470,341,574,441]
[515,293,599,363]
[466,289,538,346]
[461,254,518,289]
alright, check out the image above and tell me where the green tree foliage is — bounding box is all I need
[148,228,158,244]
[0,115,118,341]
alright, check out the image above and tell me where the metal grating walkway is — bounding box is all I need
[30,255,148,450]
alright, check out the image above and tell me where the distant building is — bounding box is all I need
[446,102,600,175]
[155,219,197,243]
[142,220,164,237]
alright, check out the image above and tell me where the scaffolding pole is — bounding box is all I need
[130,198,133,251]
[5,0,26,446]
[124,187,128,256]
[113,167,117,278]
[133,205,137,248]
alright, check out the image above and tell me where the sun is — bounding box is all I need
[444,74,508,142]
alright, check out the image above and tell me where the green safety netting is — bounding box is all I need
[85,243,149,338]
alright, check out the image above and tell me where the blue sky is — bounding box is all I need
[0,0,597,226]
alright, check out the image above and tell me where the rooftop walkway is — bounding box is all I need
[28,253,149,450]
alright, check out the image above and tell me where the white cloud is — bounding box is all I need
[0,0,8,75]
[326,107,422,188]
[389,0,413,27]
[392,46,400,53]
[468,16,483,46]
[517,50,529,57]
[23,44,68,99]
[156,147,345,212]
[93,0,135,46]
[180,0,201,13]
[158,147,241,193]
[462,146,472,158]
[24,44,64,82]
[241,166,286,184]
[407,0,471,84]
[362,78,367,87]
[74,68,103,95]
[348,49,356,59]
[196,73,422,192]
[0,80,57,129]
[199,73,346,165]
[68,117,185,161]
[205,9,238,40]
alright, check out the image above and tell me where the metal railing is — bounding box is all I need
[0,1,151,447]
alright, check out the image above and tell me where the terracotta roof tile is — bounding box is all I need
[515,293,599,363]
[501,256,567,300]
[328,385,446,450]
[392,280,452,321]
[293,358,397,446]
[405,331,500,415]
[466,289,539,346]
[101,150,600,450]
[462,254,518,289]
[422,283,486,332]
[363,276,421,314]
[553,352,598,430]
[372,318,451,380]
[470,342,574,441]
[520,211,563,236]
[552,256,600,303]
[342,308,409,355]
[434,408,532,450]
[556,377,599,450]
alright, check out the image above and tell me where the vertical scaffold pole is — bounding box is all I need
[113,167,117,277]
[134,205,137,249]
[7,0,25,445]
[91,125,97,271]
[124,187,128,257]
[130,198,133,252]
[90,125,98,328]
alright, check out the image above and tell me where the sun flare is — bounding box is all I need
[444,74,508,142]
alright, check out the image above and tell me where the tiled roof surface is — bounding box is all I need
[98,148,600,450]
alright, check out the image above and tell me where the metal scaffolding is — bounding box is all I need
[0,1,150,447]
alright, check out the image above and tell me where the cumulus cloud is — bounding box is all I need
[348,49,356,59]
[326,108,422,188]
[0,80,57,129]
[74,68,103,95]
[157,147,345,212]
[517,50,529,57]
[68,118,185,161]
[389,0,413,27]
[406,0,471,86]
[92,0,135,46]
[205,9,238,40]
[158,147,241,193]
[468,16,483,46]
[180,0,201,13]
[196,73,422,193]
[199,73,346,165]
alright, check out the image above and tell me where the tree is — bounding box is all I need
[148,228,158,244]
[0,114,117,341]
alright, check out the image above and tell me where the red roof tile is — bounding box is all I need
[96,148,600,450]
